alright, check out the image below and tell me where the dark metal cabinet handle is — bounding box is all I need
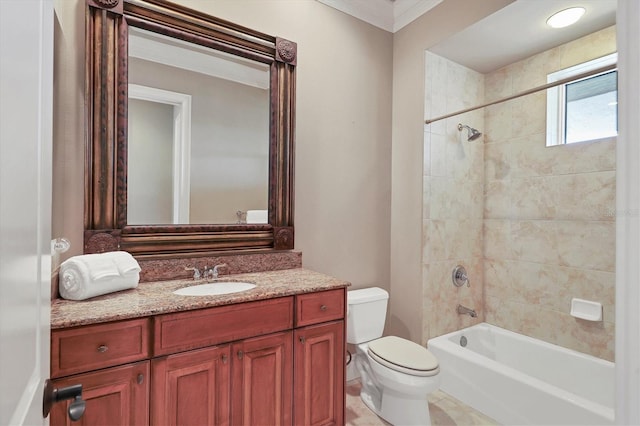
[222,354,228,364]
[299,336,306,344]
[97,345,108,353]
[320,305,327,311]
[137,374,144,385]
[42,379,86,421]
[237,350,244,360]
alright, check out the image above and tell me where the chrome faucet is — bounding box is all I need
[202,266,214,281]
[212,263,227,279]
[185,267,202,280]
[457,304,477,318]
[185,264,227,281]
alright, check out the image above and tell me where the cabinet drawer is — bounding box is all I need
[295,288,345,327]
[154,296,294,356]
[51,318,150,378]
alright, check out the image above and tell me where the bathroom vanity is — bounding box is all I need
[52,1,337,423]
[49,268,348,425]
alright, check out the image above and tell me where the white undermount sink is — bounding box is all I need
[173,282,256,296]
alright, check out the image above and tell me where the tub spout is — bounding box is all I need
[457,304,477,318]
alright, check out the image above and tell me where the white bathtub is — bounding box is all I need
[427,323,614,425]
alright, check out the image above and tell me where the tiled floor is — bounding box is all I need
[345,380,499,426]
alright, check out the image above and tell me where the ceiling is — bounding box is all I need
[430,0,617,73]
[316,0,443,33]
[317,0,617,74]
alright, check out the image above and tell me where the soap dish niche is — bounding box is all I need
[570,298,603,321]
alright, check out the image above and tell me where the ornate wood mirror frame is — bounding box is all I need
[84,0,296,258]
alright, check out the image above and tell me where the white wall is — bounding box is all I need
[615,0,640,422]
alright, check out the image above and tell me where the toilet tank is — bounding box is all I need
[347,287,389,344]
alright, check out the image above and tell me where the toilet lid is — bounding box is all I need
[368,336,439,377]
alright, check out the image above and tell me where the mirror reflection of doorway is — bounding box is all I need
[128,84,192,225]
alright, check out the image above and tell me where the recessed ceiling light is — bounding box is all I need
[546,7,586,28]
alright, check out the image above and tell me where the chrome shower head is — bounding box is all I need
[457,123,482,141]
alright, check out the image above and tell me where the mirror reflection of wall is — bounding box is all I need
[127,27,270,225]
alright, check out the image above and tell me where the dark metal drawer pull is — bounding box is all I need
[320,305,328,311]
[97,345,109,353]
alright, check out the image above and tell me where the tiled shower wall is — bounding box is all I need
[483,26,616,361]
[423,27,616,361]
[422,52,485,343]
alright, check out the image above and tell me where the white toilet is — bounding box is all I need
[347,287,440,426]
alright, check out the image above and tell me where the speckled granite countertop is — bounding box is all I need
[51,268,350,329]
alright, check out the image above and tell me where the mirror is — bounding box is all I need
[127,27,270,225]
[84,0,296,257]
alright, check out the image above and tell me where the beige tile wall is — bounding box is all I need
[423,26,616,361]
[483,26,617,361]
[423,52,485,342]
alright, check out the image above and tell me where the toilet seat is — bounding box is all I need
[367,336,440,377]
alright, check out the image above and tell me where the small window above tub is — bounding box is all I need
[546,53,618,146]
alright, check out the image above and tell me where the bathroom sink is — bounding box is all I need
[173,282,256,296]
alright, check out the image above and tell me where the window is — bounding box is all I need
[546,53,617,146]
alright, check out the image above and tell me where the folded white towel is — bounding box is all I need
[59,251,141,301]
[80,252,120,281]
[109,251,142,276]
[246,209,268,224]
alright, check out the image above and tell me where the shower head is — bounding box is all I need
[457,123,482,141]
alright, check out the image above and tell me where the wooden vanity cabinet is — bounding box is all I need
[51,318,150,378]
[151,345,231,425]
[294,321,344,426]
[51,288,346,426]
[231,331,293,425]
[151,331,294,426]
[151,297,294,426]
[49,318,151,426]
[293,289,345,426]
[50,361,150,426]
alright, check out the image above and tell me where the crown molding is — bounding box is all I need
[316,0,442,33]
[393,0,443,32]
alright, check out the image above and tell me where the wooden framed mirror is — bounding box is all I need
[84,0,296,258]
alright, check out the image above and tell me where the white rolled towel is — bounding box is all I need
[59,251,141,301]
[246,209,268,224]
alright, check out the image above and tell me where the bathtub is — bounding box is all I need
[427,323,614,425]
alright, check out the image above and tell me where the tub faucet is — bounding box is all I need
[457,304,477,318]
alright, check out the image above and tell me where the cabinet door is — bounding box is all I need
[231,331,293,425]
[294,321,345,426]
[50,361,149,426]
[151,345,231,426]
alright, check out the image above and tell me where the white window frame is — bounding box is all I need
[546,53,618,146]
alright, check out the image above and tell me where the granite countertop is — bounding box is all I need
[51,268,350,330]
